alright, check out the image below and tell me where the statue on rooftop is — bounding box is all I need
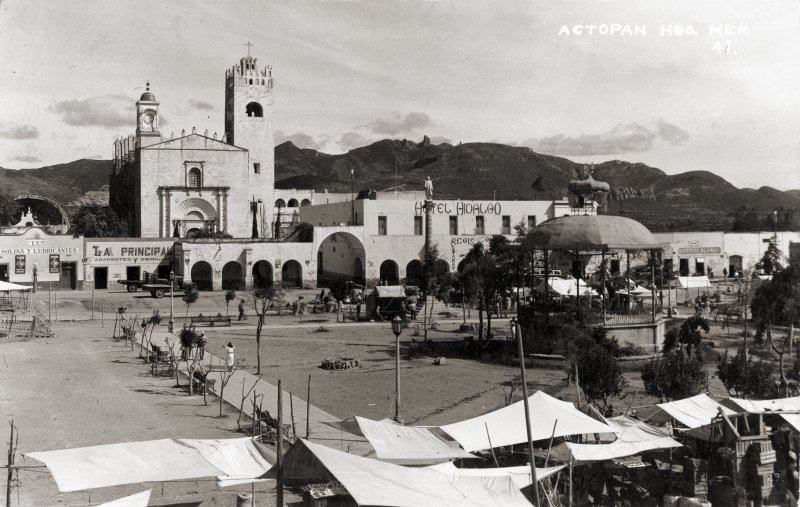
[424,177,433,200]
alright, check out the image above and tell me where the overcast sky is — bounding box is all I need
[1,0,798,190]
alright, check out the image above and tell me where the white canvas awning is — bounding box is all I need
[650,394,736,429]
[551,437,682,463]
[726,396,800,432]
[440,391,614,452]
[0,280,32,291]
[427,462,565,488]
[25,437,273,492]
[374,286,406,298]
[677,276,711,289]
[343,416,475,465]
[97,490,152,507]
[268,439,532,507]
[534,278,598,297]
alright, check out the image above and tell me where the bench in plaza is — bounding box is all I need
[189,313,231,327]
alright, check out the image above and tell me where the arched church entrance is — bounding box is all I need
[222,261,245,290]
[253,261,273,290]
[379,260,399,286]
[315,232,366,288]
[191,261,213,291]
[282,260,302,288]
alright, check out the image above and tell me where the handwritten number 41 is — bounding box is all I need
[712,41,732,54]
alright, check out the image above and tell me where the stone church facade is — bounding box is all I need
[110,54,275,239]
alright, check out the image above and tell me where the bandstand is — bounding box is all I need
[520,214,666,353]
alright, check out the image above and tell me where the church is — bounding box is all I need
[109,53,275,239]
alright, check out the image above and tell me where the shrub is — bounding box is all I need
[717,347,775,398]
[642,350,707,402]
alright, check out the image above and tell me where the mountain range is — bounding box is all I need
[2,137,798,232]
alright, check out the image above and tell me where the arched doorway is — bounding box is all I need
[435,259,450,277]
[300,199,311,207]
[222,261,244,290]
[379,260,399,285]
[191,261,213,291]
[316,232,366,288]
[287,198,299,208]
[728,255,743,277]
[354,258,364,286]
[252,260,273,289]
[282,260,302,288]
[405,260,423,286]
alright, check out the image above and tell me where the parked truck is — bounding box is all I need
[120,271,185,297]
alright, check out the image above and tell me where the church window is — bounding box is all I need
[245,102,263,117]
[254,162,261,174]
[249,79,253,85]
[188,167,202,187]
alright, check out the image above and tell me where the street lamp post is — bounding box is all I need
[168,271,175,333]
[32,263,38,294]
[391,315,404,424]
[251,197,262,239]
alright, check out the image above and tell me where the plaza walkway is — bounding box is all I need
[145,330,374,457]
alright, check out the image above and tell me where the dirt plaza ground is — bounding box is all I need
[1,287,748,506]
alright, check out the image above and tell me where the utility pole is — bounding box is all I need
[350,168,355,225]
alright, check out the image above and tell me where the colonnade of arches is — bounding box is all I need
[188,259,303,290]
[274,198,312,208]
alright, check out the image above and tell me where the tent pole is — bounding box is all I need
[601,250,606,325]
[515,321,540,506]
[485,423,499,467]
[651,250,656,324]
[306,374,311,439]
[568,458,573,507]
[277,380,284,507]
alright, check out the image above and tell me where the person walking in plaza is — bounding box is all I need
[238,299,246,321]
[224,342,235,370]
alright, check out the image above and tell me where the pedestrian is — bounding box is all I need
[722,267,728,279]
[238,299,246,321]
[224,342,235,370]
[319,289,325,303]
[356,300,361,320]
[409,338,418,359]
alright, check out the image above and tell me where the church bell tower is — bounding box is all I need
[225,47,275,237]
[136,82,161,148]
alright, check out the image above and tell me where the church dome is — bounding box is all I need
[140,91,157,101]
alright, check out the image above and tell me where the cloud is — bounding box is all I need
[275,130,323,150]
[51,95,133,128]
[365,112,431,135]
[522,120,689,156]
[0,123,39,139]
[11,155,41,163]
[656,119,689,145]
[338,132,372,151]
[189,99,214,110]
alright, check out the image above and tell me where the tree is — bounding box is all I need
[178,325,205,396]
[252,286,286,375]
[225,290,236,317]
[182,287,200,319]
[576,341,627,410]
[717,347,775,398]
[751,266,800,393]
[677,316,711,358]
[758,239,783,275]
[565,326,627,410]
[642,350,706,402]
[460,243,500,342]
[0,190,20,225]
[69,204,127,237]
